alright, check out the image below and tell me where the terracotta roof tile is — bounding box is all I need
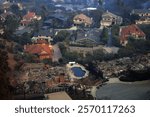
[120,24,146,42]
[23,12,36,20]
[24,44,53,56]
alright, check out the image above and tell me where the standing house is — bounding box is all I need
[21,11,41,26]
[73,13,93,27]
[131,9,150,17]
[2,0,24,10]
[70,28,101,47]
[119,24,146,46]
[2,0,11,9]
[131,9,150,24]
[43,13,69,28]
[24,43,53,60]
[32,30,53,44]
[100,11,123,27]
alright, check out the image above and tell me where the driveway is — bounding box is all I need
[52,44,62,62]
[96,79,150,100]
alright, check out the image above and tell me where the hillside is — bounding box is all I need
[104,0,150,15]
[0,38,17,70]
[0,49,12,99]
[0,38,18,99]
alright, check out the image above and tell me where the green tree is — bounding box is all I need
[118,46,135,58]
[127,37,150,53]
[40,5,48,20]
[10,4,20,15]
[58,43,67,55]
[64,51,81,61]
[88,10,103,28]
[111,25,121,47]
[83,52,94,63]
[19,32,32,45]
[13,44,23,53]
[100,27,109,44]
[118,37,136,57]
[93,49,105,61]
[130,14,140,24]
[42,58,52,65]
[29,20,40,33]
[111,25,119,36]
[3,15,19,39]
[23,53,38,63]
[139,24,150,39]
[54,31,70,43]
[4,15,19,33]
[112,37,120,47]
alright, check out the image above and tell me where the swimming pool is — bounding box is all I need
[71,67,86,78]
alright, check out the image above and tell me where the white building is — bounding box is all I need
[100,11,123,27]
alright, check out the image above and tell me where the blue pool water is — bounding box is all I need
[71,67,86,78]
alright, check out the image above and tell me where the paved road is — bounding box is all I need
[96,79,150,100]
[52,44,62,62]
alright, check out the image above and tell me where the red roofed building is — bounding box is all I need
[119,24,146,46]
[24,43,53,60]
[21,11,41,26]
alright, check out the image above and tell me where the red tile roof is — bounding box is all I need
[23,12,36,20]
[120,24,146,42]
[24,44,53,57]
